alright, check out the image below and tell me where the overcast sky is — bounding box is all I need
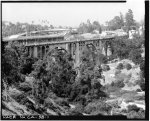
[2,0,145,27]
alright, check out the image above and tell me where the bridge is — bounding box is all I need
[3,29,125,65]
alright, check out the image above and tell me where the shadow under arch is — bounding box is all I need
[85,43,97,53]
[83,43,104,66]
[45,46,68,59]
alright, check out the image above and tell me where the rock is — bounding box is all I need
[26,96,36,105]
[47,108,58,115]
[110,74,115,78]
[69,104,75,109]
[2,100,32,115]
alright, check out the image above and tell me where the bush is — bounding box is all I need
[129,49,143,65]
[102,56,108,64]
[139,81,145,91]
[126,63,132,70]
[11,92,27,103]
[108,55,117,62]
[19,81,32,92]
[140,60,145,78]
[127,108,145,119]
[32,48,76,98]
[84,101,112,115]
[54,97,70,109]
[69,103,84,115]
[135,78,145,91]
[110,37,144,60]
[20,57,38,75]
[127,110,141,119]
[69,45,107,105]
[102,64,110,71]
[111,80,125,88]
[127,105,140,112]
[116,63,124,70]
[115,69,121,76]
[138,108,145,119]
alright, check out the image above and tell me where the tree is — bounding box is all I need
[119,12,124,27]
[50,25,54,29]
[77,20,102,34]
[93,21,102,33]
[32,48,76,98]
[69,44,107,105]
[2,42,26,86]
[106,13,124,30]
[125,9,135,32]
[129,49,142,65]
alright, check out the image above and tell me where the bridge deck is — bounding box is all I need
[25,37,115,46]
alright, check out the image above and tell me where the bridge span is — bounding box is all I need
[3,30,122,65]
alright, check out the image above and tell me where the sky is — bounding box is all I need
[2,0,145,27]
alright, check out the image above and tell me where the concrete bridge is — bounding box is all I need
[3,30,122,65]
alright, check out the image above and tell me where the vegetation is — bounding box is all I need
[111,80,125,88]
[2,8,145,119]
[84,100,112,115]
[78,20,102,34]
[127,105,145,119]
[106,12,124,30]
[116,63,124,70]
[69,45,107,105]
[102,64,110,71]
[125,63,132,70]
[125,9,136,32]
[31,48,76,98]
[2,21,50,37]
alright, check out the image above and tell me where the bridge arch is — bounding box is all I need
[85,43,97,53]
[45,46,68,58]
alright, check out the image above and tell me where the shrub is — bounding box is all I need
[126,63,132,70]
[20,57,38,75]
[127,110,141,119]
[69,45,107,105]
[102,64,110,71]
[127,105,140,112]
[11,92,27,103]
[111,80,125,88]
[139,81,145,91]
[129,49,143,65]
[108,55,117,62]
[127,108,145,119]
[136,89,142,92]
[19,81,32,92]
[135,78,145,91]
[55,97,70,108]
[138,108,145,119]
[116,63,124,70]
[140,60,145,78]
[84,101,112,115]
[32,48,76,98]
[102,56,108,64]
[69,103,84,115]
[115,69,121,76]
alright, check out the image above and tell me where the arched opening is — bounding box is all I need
[45,46,68,58]
[86,43,97,53]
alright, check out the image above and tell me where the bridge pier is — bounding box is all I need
[40,46,42,59]
[65,43,69,51]
[33,46,38,58]
[29,46,33,57]
[75,42,80,66]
